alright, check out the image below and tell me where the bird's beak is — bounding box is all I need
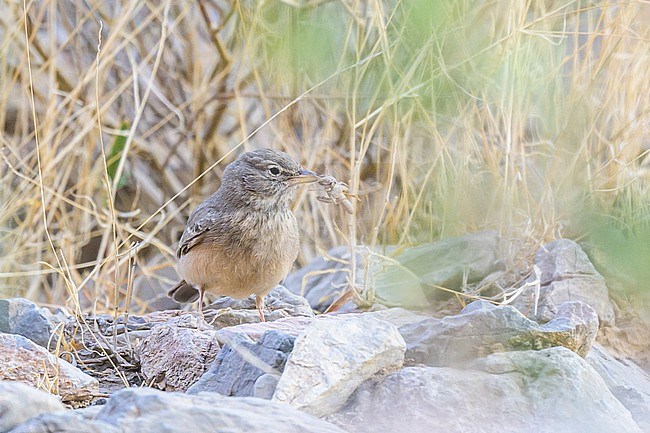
[289,168,319,185]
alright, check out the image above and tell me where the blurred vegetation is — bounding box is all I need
[0,0,648,313]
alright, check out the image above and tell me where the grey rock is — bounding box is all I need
[204,285,314,327]
[0,298,53,348]
[0,381,65,433]
[188,330,295,397]
[400,300,598,365]
[137,315,220,392]
[253,374,281,400]
[0,333,99,404]
[588,343,650,432]
[7,410,120,433]
[535,239,602,284]
[329,347,642,433]
[93,387,348,433]
[513,239,615,324]
[284,246,362,312]
[272,314,406,417]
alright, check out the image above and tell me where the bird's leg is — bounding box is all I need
[255,295,266,322]
[198,288,205,320]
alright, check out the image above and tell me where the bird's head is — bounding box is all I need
[221,149,318,210]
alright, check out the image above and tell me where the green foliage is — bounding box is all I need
[106,123,130,189]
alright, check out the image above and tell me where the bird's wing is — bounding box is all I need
[176,205,223,258]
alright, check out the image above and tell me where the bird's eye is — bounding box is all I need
[268,166,281,175]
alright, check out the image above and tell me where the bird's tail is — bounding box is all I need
[167,280,200,303]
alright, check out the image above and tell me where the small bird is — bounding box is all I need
[168,149,318,321]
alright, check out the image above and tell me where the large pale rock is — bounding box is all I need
[204,285,314,327]
[188,330,295,397]
[329,347,642,433]
[92,387,348,433]
[137,315,219,392]
[215,316,312,345]
[0,333,98,404]
[0,298,54,348]
[587,343,650,431]
[400,300,598,365]
[513,239,615,324]
[0,381,66,432]
[272,314,406,417]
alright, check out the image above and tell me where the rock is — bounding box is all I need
[0,298,53,348]
[0,333,99,404]
[253,374,281,399]
[400,300,598,365]
[587,343,650,431]
[215,316,312,345]
[285,232,501,312]
[329,347,642,433]
[204,285,314,327]
[92,387,348,433]
[188,330,295,397]
[137,315,219,392]
[0,381,66,432]
[284,246,362,312]
[272,314,406,417]
[513,239,615,324]
[7,410,121,433]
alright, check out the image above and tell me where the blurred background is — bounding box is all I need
[0,0,648,314]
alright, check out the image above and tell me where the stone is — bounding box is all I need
[272,314,406,417]
[0,381,66,432]
[0,298,54,348]
[204,285,314,327]
[512,239,615,324]
[187,330,295,397]
[0,333,99,404]
[400,300,598,365]
[92,387,348,433]
[215,316,312,346]
[137,315,219,392]
[253,374,281,399]
[329,347,642,433]
[284,246,363,312]
[587,343,650,432]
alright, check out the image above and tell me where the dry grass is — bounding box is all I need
[1,0,648,315]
